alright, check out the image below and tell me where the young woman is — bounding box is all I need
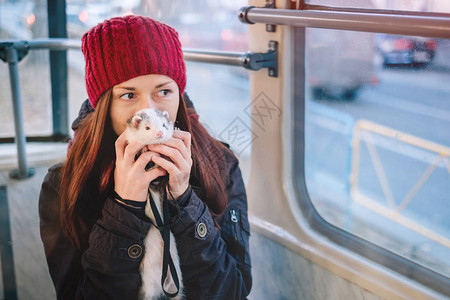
[39,15,251,299]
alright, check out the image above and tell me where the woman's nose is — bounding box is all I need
[140,95,155,110]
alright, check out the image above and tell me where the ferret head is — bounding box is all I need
[126,108,174,145]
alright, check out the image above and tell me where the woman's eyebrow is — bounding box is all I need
[114,86,136,91]
[115,81,173,91]
[155,81,174,89]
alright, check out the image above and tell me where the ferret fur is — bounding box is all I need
[126,108,174,146]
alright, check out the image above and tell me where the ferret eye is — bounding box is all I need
[145,126,150,130]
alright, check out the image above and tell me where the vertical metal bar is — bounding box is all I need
[48,0,68,137]
[49,51,68,137]
[6,47,34,179]
[0,186,18,300]
[293,26,308,202]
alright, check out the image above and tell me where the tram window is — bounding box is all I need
[0,51,53,138]
[303,27,450,277]
[65,0,248,52]
[0,1,52,138]
[307,0,450,14]
[184,62,251,179]
[0,0,48,39]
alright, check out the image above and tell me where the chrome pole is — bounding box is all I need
[5,46,34,179]
[239,7,450,39]
[2,39,259,68]
[27,38,81,50]
[183,49,250,68]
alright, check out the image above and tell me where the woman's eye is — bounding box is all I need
[120,93,135,100]
[156,89,171,97]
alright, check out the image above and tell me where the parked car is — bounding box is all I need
[307,29,377,100]
[375,33,437,67]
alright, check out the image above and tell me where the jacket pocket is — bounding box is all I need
[221,207,251,266]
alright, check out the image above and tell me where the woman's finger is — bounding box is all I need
[115,132,128,161]
[148,144,186,168]
[145,166,167,183]
[123,140,144,165]
[173,130,191,154]
[152,155,178,175]
[134,150,160,170]
[152,155,190,199]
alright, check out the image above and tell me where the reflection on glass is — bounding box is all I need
[304,28,450,277]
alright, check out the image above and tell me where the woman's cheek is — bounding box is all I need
[111,112,128,136]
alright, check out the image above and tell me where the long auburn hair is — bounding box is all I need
[60,90,230,247]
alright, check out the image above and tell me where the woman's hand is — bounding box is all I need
[147,130,193,200]
[114,132,167,203]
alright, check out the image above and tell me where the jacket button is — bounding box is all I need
[197,222,207,238]
[128,244,143,259]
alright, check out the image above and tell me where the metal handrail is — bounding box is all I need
[239,6,450,38]
[27,38,82,50]
[1,39,253,66]
[183,48,248,68]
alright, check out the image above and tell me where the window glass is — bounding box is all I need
[0,0,51,138]
[185,62,250,179]
[304,27,450,277]
[66,0,248,51]
[307,0,450,14]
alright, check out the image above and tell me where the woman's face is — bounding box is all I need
[110,74,180,135]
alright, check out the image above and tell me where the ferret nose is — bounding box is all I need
[156,131,163,137]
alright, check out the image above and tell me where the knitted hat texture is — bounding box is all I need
[82,15,186,108]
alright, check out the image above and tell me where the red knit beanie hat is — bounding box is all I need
[81,15,186,108]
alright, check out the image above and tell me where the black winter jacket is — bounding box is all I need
[39,103,252,300]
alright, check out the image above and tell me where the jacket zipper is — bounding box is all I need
[230,209,238,241]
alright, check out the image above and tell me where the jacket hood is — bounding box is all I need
[72,99,95,132]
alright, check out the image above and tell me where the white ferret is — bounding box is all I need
[126,108,174,146]
[125,108,183,300]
